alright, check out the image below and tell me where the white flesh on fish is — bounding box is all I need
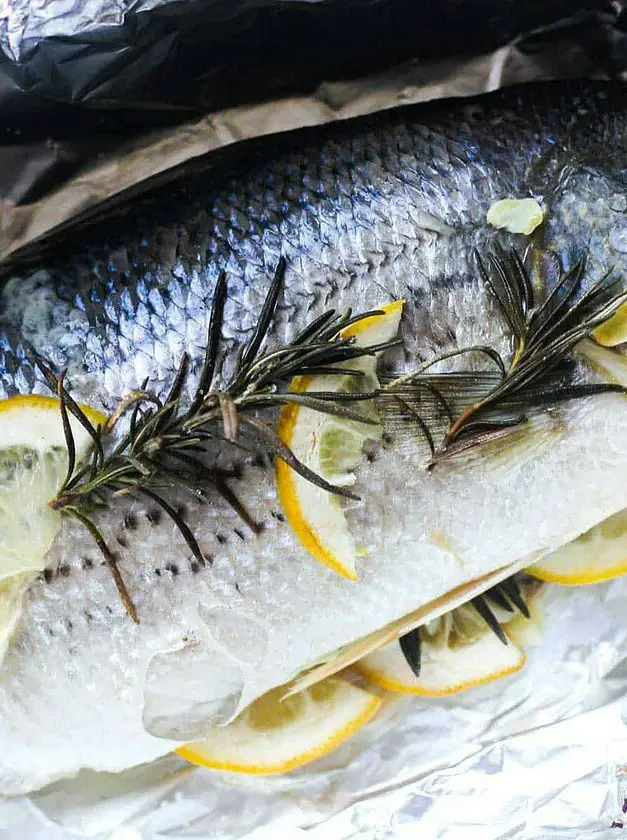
[0,389,625,793]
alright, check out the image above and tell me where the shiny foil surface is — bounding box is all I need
[1,2,625,267]
[1,576,625,839]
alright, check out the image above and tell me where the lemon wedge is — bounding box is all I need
[526,508,627,585]
[276,301,403,579]
[176,675,381,775]
[354,600,526,696]
[0,395,105,658]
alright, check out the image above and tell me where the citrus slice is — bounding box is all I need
[593,302,627,347]
[353,598,526,696]
[175,675,382,774]
[526,507,627,585]
[0,395,105,659]
[355,627,525,696]
[276,300,403,579]
[0,395,105,580]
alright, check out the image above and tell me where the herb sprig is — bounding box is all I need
[35,247,627,625]
[38,259,399,621]
[379,246,627,467]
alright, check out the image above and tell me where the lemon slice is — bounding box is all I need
[526,507,627,585]
[354,601,525,696]
[276,301,403,579]
[355,631,525,696]
[0,395,105,579]
[593,302,627,347]
[0,395,105,658]
[175,675,382,774]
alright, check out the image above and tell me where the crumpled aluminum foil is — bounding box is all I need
[0,4,626,839]
[1,576,626,839]
[1,0,625,268]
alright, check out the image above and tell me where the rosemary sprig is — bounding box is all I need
[39,260,400,621]
[379,246,627,467]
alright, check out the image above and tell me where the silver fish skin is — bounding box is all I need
[0,81,627,795]
[2,82,627,408]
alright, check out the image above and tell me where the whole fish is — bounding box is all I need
[1,81,627,795]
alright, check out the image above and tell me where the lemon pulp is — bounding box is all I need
[0,395,106,662]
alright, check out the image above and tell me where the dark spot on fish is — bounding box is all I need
[363,440,380,462]
[233,528,245,541]
[175,504,188,521]
[155,568,162,577]
[124,512,138,530]
[116,534,128,548]
[235,582,242,595]
[66,619,73,631]
[252,452,266,469]
[190,560,201,573]
[271,510,286,523]
[216,533,227,544]
[82,557,94,569]
[106,605,113,614]
[146,508,162,526]
[48,627,54,637]
[43,568,54,584]
[84,611,94,622]
[446,325,457,343]
[59,565,70,578]
[166,563,179,576]
[213,466,234,480]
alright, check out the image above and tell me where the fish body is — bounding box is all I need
[1,81,627,794]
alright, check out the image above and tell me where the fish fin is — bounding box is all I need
[377,248,627,468]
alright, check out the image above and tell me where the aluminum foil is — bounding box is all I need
[0,3,626,838]
[1,576,626,839]
[2,1,627,268]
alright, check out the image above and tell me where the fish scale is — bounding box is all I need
[0,81,627,793]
